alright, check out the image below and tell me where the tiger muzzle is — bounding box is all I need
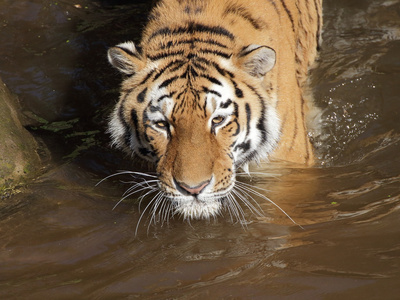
[173,178,211,196]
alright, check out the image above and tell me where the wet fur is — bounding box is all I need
[107,0,322,220]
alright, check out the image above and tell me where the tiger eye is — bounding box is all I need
[155,121,168,129]
[212,116,225,125]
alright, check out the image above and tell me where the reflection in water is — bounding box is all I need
[0,0,399,299]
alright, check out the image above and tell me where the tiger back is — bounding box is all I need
[107,0,322,220]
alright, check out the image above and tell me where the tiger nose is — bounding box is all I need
[174,179,211,195]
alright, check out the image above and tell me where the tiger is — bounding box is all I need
[107,0,323,220]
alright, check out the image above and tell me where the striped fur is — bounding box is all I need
[107,0,322,220]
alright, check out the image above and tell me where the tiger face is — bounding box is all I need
[108,40,280,219]
[107,0,322,220]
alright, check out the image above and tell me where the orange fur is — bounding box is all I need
[107,0,323,219]
[142,0,322,165]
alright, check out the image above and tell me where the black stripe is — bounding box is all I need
[139,69,156,85]
[130,109,139,131]
[149,105,161,113]
[229,119,240,136]
[154,59,186,81]
[234,141,251,152]
[187,53,196,60]
[194,56,211,66]
[176,91,185,100]
[199,48,231,59]
[202,97,208,118]
[115,45,140,59]
[157,95,169,102]
[148,27,171,40]
[148,22,235,41]
[159,76,179,88]
[118,105,131,148]
[120,86,135,97]
[147,50,185,61]
[233,102,239,118]
[288,114,298,151]
[266,0,280,15]
[220,99,232,109]
[257,119,267,144]
[245,103,251,137]
[161,38,229,50]
[118,88,137,149]
[314,0,322,50]
[201,74,222,86]
[223,4,266,30]
[280,0,295,32]
[156,92,174,102]
[138,147,153,158]
[211,62,235,78]
[130,108,141,147]
[192,61,207,71]
[211,62,227,77]
[137,88,147,103]
[238,45,265,58]
[190,66,199,77]
[231,80,244,98]
[245,83,267,143]
[203,87,222,98]
[170,61,187,72]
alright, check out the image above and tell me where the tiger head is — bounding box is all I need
[107,40,280,220]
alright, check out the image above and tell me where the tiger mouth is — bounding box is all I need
[161,182,236,220]
[169,195,224,220]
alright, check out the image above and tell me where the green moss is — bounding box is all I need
[63,134,99,160]
[0,179,20,200]
[31,118,79,133]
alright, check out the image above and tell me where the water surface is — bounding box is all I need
[0,0,399,299]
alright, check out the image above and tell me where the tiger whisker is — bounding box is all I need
[137,185,159,202]
[126,171,158,178]
[108,174,159,211]
[224,194,236,223]
[137,185,160,213]
[148,192,166,234]
[231,188,264,218]
[96,170,157,187]
[231,180,265,215]
[229,193,246,222]
[113,184,156,210]
[122,179,159,197]
[235,181,303,229]
[226,193,247,226]
[97,169,160,212]
[135,191,163,236]
[227,194,242,223]
[165,200,175,226]
[159,195,172,226]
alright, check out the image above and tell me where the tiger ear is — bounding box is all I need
[107,42,145,75]
[237,45,276,78]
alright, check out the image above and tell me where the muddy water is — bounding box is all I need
[1,0,399,299]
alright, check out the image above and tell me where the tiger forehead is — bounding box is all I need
[149,57,232,99]
[154,84,222,117]
[145,70,236,122]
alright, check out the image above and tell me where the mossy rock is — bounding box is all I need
[0,78,41,197]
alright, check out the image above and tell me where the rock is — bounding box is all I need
[0,78,41,196]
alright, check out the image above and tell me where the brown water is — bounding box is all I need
[1,0,399,299]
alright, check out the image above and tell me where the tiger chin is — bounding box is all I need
[106,0,322,220]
